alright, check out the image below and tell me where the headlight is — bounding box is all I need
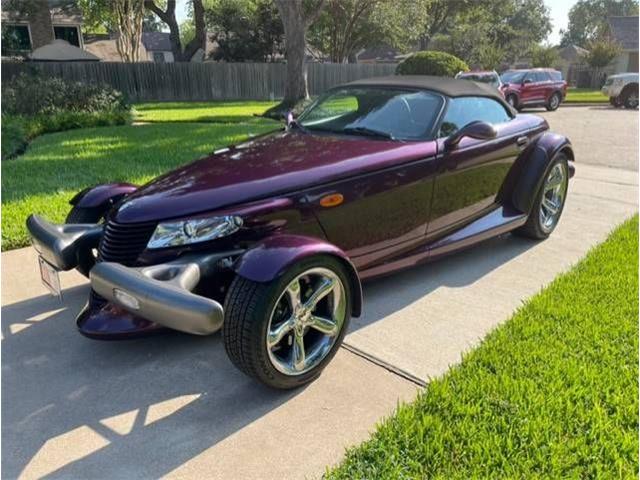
[147,215,243,249]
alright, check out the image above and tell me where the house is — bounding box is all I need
[557,44,589,85]
[142,31,174,63]
[1,0,84,57]
[608,16,639,73]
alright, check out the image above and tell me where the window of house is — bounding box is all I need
[1,24,32,54]
[439,97,511,138]
[54,26,81,47]
[153,52,165,63]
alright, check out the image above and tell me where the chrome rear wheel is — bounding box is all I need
[539,162,568,233]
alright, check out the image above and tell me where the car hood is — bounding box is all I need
[115,130,438,223]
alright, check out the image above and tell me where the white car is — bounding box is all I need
[601,73,638,109]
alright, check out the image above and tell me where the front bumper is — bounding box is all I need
[89,254,231,336]
[27,214,102,270]
[26,214,240,338]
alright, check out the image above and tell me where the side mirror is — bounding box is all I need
[444,121,497,150]
[284,110,295,127]
[523,78,533,84]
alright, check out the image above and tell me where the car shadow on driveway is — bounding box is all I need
[1,288,302,479]
[1,232,536,479]
[354,233,537,331]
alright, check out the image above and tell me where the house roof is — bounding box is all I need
[558,44,589,62]
[357,46,399,62]
[29,39,99,61]
[609,16,639,50]
[142,32,172,52]
[343,75,514,111]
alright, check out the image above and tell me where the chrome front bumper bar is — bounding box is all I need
[27,214,240,336]
[90,253,235,336]
[26,214,102,271]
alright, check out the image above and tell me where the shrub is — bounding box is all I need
[396,51,469,77]
[1,110,131,160]
[2,73,129,116]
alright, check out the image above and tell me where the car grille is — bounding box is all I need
[98,219,157,266]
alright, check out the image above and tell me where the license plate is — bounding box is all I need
[38,256,61,299]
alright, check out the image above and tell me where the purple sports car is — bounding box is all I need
[27,76,574,388]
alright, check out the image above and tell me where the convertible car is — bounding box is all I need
[27,76,574,389]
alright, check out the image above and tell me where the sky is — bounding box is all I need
[174,0,577,46]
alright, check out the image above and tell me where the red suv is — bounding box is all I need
[500,69,567,111]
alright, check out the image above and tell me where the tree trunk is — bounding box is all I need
[114,0,145,62]
[145,0,206,62]
[275,0,309,106]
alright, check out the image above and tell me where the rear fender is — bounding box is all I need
[70,183,138,211]
[233,235,363,317]
[512,132,574,214]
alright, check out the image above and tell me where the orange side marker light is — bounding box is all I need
[320,193,344,207]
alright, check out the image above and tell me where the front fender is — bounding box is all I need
[70,183,138,210]
[512,132,574,214]
[233,235,363,317]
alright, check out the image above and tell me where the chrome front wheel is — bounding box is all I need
[267,267,346,376]
[223,256,351,389]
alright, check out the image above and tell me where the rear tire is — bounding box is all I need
[514,153,569,240]
[545,92,561,111]
[622,85,639,109]
[223,255,351,389]
[65,206,104,277]
[506,94,519,110]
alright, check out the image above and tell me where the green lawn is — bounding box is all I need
[565,88,609,103]
[134,100,278,123]
[328,216,638,479]
[1,120,279,250]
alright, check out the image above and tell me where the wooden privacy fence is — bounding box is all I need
[1,61,398,102]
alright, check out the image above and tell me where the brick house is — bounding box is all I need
[1,0,84,57]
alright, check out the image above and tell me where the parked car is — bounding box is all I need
[27,76,574,389]
[601,73,639,109]
[455,70,503,92]
[500,68,567,111]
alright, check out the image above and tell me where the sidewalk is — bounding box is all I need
[2,162,637,479]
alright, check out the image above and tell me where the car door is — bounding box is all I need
[428,96,522,239]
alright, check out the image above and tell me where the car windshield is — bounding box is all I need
[501,71,526,84]
[298,87,444,141]
[458,73,500,88]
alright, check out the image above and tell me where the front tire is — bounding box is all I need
[514,153,569,240]
[65,206,104,277]
[223,256,351,389]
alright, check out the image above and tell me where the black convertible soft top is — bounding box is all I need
[343,75,515,113]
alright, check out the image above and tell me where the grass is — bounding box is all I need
[327,216,638,479]
[134,100,278,123]
[1,120,279,250]
[565,88,609,103]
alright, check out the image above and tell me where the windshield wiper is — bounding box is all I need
[343,126,396,141]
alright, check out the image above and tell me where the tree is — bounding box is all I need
[530,44,560,68]
[268,0,326,114]
[426,0,551,67]
[586,37,622,68]
[114,0,146,62]
[144,0,207,61]
[419,0,471,49]
[204,0,283,62]
[308,0,427,63]
[560,0,639,47]
[143,11,164,31]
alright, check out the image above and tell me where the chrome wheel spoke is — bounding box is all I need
[309,315,339,336]
[267,317,294,348]
[304,277,336,310]
[291,329,306,372]
[546,174,562,190]
[542,196,559,215]
[285,279,302,310]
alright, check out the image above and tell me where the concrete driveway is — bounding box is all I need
[2,106,638,480]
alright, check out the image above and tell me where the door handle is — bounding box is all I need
[516,136,529,148]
